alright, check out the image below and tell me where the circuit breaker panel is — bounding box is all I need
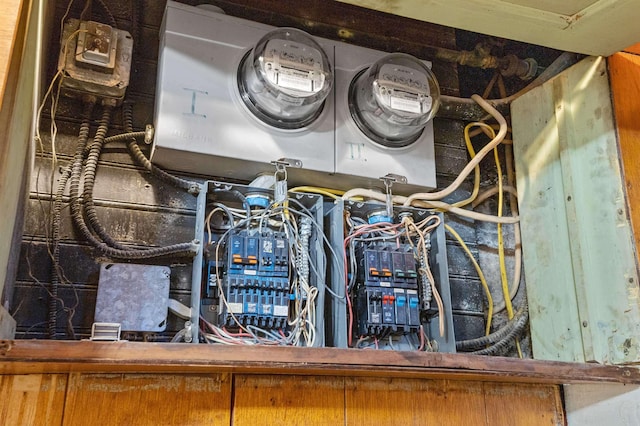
[335,201,456,352]
[191,182,325,347]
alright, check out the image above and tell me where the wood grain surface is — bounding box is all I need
[1,340,638,385]
[484,382,565,426]
[0,374,67,426]
[0,0,24,107]
[62,373,231,426]
[608,52,640,267]
[0,371,566,426]
[233,375,344,425]
[346,377,487,425]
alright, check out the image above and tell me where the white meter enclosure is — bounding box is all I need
[154,1,439,192]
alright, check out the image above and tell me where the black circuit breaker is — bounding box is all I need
[355,243,425,336]
[208,229,291,330]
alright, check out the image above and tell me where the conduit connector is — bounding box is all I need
[144,124,154,144]
[499,55,538,80]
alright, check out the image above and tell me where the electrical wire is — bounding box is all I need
[503,143,523,315]
[471,185,518,209]
[403,94,507,205]
[341,189,519,224]
[494,73,524,359]
[290,186,341,200]
[48,102,94,339]
[456,299,529,352]
[68,103,197,259]
[402,215,444,337]
[494,133,514,324]
[452,122,496,209]
[122,104,200,194]
[34,28,88,166]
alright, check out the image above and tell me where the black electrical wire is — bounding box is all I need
[129,0,140,51]
[212,188,251,222]
[69,102,198,259]
[48,101,95,339]
[122,104,200,194]
[95,0,117,28]
[455,301,529,352]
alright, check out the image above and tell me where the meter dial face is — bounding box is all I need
[238,28,332,130]
[349,53,440,148]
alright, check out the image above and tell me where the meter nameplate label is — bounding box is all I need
[378,63,431,115]
[390,92,422,114]
[262,39,325,94]
[277,68,314,92]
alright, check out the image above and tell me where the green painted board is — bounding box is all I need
[512,56,640,364]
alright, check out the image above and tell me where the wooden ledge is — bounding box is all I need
[1,340,638,384]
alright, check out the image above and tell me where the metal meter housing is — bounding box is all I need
[153,1,439,193]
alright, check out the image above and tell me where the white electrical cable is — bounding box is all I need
[341,188,519,224]
[403,94,508,205]
[341,95,517,225]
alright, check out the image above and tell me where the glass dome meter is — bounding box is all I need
[238,28,332,129]
[349,53,440,148]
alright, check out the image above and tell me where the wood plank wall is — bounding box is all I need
[0,373,565,425]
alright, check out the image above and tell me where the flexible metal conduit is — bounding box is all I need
[69,102,198,259]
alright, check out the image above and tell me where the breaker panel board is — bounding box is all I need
[191,181,326,347]
[333,201,456,352]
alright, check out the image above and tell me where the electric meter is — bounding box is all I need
[349,53,440,148]
[238,28,333,129]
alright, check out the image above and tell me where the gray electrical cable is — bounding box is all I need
[122,104,200,195]
[455,300,529,352]
[469,308,529,356]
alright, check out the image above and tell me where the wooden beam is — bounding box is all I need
[1,340,638,385]
[0,0,24,107]
[608,52,640,269]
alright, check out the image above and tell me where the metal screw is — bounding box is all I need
[582,321,588,327]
